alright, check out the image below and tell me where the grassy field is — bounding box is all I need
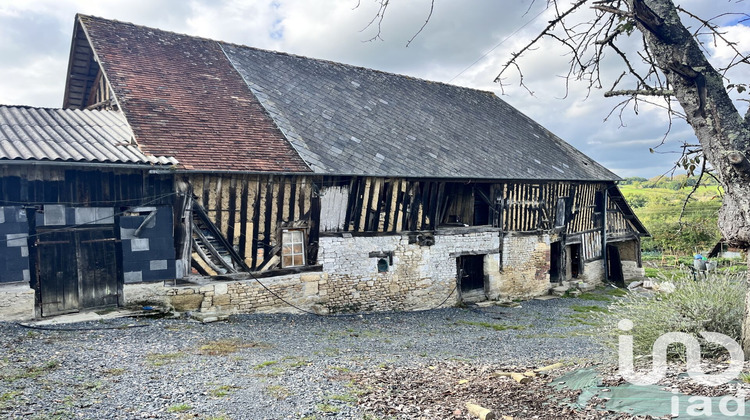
[617,177,723,254]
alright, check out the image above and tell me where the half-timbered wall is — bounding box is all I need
[318,177,608,235]
[188,174,317,270]
[606,198,638,240]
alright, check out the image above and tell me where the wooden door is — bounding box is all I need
[37,228,119,316]
[38,231,79,316]
[77,228,118,309]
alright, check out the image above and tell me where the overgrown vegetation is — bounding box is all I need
[619,176,722,255]
[596,269,745,360]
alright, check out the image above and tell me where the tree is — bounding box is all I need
[498,0,750,355]
[365,0,750,353]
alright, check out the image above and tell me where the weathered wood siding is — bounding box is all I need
[0,166,172,207]
[606,199,638,239]
[318,177,608,235]
[188,174,316,270]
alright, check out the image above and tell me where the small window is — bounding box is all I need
[281,229,306,267]
[377,258,389,272]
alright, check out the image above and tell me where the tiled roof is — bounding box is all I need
[75,15,617,181]
[223,44,618,181]
[0,105,178,165]
[77,15,311,173]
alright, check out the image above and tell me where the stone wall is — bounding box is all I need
[622,261,645,281]
[0,284,34,321]
[163,272,326,315]
[579,260,605,285]
[157,229,564,315]
[318,229,506,312]
[498,233,551,298]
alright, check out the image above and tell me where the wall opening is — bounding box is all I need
[569,243,581,278]
[473,185,491,226]
[457,254,486,302]
[550,241,562,283]
[607,244,625,287]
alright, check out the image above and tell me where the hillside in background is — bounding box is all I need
[619,176,722,255]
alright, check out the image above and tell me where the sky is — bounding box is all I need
[0,0,748,178]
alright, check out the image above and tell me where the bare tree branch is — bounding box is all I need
[605,89,673,97]
[405,0,434,47]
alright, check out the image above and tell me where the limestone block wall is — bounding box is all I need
[498,233,551,298]
[579,260,605,285]
[163,272,327,315]
[0,284,35,321]
[318,230,504,312]
[622,261,645,280]
[123,282,172,307]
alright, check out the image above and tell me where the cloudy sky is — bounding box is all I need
[1,0,748,178]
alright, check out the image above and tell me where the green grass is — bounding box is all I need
[327,393,358,403]
[456,320,528,331]
[253,360,278,369]
[570,305,609,313]
[316,402,340,413]
[0,359,60,381]
[198,339,256,355]
[166,403,191,413]
[210,385,239,397]
[266,384,291,399]
[145,352,185,366]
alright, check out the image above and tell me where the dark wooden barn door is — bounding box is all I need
[38,231,79,316]
[77,229,119,309]
[37,228,119,316]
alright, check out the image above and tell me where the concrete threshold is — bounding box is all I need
[26,307,162,326]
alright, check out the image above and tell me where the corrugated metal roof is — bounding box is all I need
[0,106,178,166]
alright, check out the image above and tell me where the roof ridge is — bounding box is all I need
[76,14,500,98]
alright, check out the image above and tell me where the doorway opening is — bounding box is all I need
[607,244,625,288]
[457,254,486,303]
[569,243,581,279]
[549,241,563,283]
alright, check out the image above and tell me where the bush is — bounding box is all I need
[596,269,746,360]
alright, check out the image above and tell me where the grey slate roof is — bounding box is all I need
[0,106,178,166]
[221,44,618,181]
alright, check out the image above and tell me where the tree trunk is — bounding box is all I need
[745,252,750,356]
[626,0,750,354]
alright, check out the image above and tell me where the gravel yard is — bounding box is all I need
[0,296,613,419]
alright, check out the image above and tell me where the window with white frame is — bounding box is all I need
[281,229,305,267]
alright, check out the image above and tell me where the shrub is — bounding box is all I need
[596,269,745,360]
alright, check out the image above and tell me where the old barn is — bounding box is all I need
[0,15,647,319]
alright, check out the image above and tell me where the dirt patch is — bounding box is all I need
[354,361,638,419]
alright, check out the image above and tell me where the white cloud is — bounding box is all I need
[0,0,746,178]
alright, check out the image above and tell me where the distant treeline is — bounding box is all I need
[619,174,719,190]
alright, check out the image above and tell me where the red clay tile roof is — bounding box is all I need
[78,15,311,173]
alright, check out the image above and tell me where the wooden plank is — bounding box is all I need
[344,177,359,232]
[243,177,257,267]
[395,179,406,232]
[288,176,297,221]
[252,178,266,268]
[383,180,395,232]
[281,177,291,222]
[357,177,372,232]
[273,176,283,240]
[365,178,381,231]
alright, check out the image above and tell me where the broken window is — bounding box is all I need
[281,229,306,267]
